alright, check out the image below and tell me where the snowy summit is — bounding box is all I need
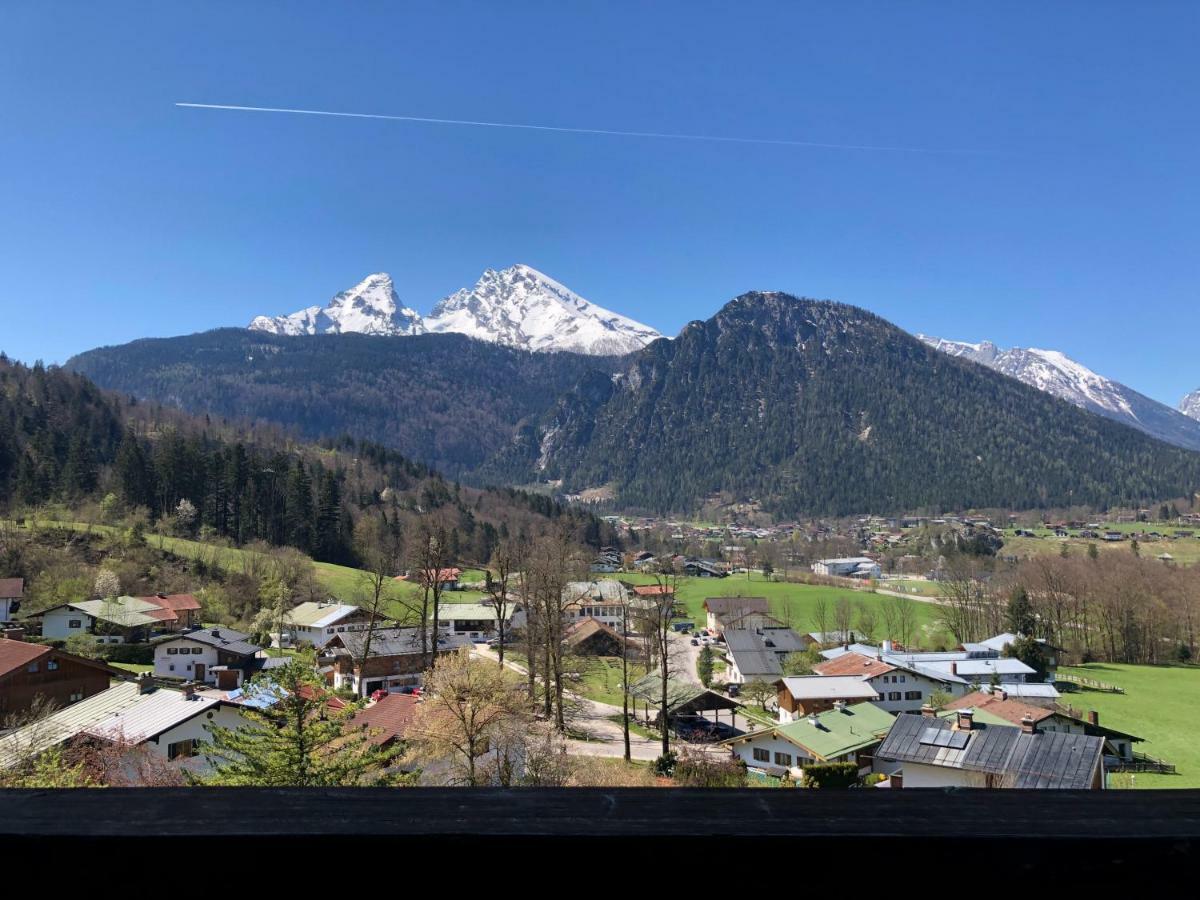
[919,334,1200,452]
[249,264,661,356]
[248,273,424,337]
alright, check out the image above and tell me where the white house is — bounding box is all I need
[154,627,266,689]
[279,601,388,649]
[813,650,967,713]
[811,557,881,579]
[436,603,524,641]
[83,683,251,769]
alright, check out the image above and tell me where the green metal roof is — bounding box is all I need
[729,701,896,761]
[71,597,162,627]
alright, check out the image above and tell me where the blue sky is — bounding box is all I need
[2,2,1197,405]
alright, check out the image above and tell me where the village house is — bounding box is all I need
[83,679,252,769]
[813,649,964,713]
[0,636,126,716]
[722,625,808,684]
[436,602,523,640]
[402,567,463,591]
[562,580,634,629]
[564,616,639,658]
[775,675,880,721]
[0,679,144,771]
[37,592,202,644]
[874,705,1106,789]
[0,578,24,622]
[154,626,278,690]
[350,691,420,750]
[943,688,1142,764]
[975,632,1061,680]
[279,601,391,649]
[325,627,468,697]
[723,701,895,780]
[702,596,771,634]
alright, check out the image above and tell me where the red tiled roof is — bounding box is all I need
[296,684,348,711]
[141,593,202,612]
[0,578,24,599]
[0,638,51,678]
[633,585,675,596]
[812,652,897,679]
[352,693,420,745]
[943,690,1056,725]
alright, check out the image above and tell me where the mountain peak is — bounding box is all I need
[249,272,424,337]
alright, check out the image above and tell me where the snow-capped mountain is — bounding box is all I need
[249,273,425,337]
[424,264,661,355]
[248,264,660,356]
[919,335,1200,452]
[1182,389,1200,422]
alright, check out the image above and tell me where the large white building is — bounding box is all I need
[811,557,881,579]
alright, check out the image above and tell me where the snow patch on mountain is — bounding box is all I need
[919,334,1200,452]
[249,273,425,337]
[1182,389,1200,422]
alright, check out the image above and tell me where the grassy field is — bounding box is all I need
[110,662,152,674]
[1001,527,1200,565]
[1058,663,1200,788]
[621,571,945,646]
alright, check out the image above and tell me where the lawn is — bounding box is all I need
[569,656,647,707]
[110,662,152,674]
[1058,663,1200,788]
[1001,529,1200,565]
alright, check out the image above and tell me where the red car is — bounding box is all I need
[369,689,390,702]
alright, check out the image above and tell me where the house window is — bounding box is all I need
[167,648,178,655]
[68,619,82,629]
[774,752,793,767]
[327,628,335,634]
[192,648,203,655]
[752,748,769,762]
[47,659,59,671]
[169,664,175,672]
[904,690,922,701]
[69,691,83,703]
[899,675,906,683]
[26,662,38,673]
[888,691,902,701]
[167,739,196,760]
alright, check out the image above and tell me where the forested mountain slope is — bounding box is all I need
[0,355,618,566]
[67,329,618,478]
[496,293,1200,515]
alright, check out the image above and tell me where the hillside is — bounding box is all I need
[496,293,1200,515]
[67,329,617,478]
[0,355,619,568]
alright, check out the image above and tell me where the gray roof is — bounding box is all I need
[724,626,806,679]
[85,689,223,744]
[164,626,261,657]
[0,681,143,770]
[876,713,1104,789]
[333,627,471,658]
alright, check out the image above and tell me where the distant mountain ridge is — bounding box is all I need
[918,335,1200,453]
[249,264,661,356]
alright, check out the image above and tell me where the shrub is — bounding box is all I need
[652,751,678,777]
[800,761,858,789]
[99,642,155,665]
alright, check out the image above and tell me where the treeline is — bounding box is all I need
[936,552,1200,665]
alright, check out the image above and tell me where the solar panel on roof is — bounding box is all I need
[947,731,969,750]
[919,726,943,746]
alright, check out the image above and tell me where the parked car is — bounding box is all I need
[690,638,699,646]
[726,683,740,697]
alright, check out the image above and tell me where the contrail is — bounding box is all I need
[175,102,976,155]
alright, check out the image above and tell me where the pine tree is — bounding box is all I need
[1006,586,1036,636]
[201,656,402,786]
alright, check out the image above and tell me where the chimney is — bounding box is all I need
[1020,713,1038,734]
[181,683,196,701]
[920,704,936,718]
[890,773,903,790]
[137,672,155,694]
[956,709,974,731]
[950,662,958,676]
[882,639,893,653]
[156,592,168,599]
[1088,710,1099,727]
[211,628,221,638]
